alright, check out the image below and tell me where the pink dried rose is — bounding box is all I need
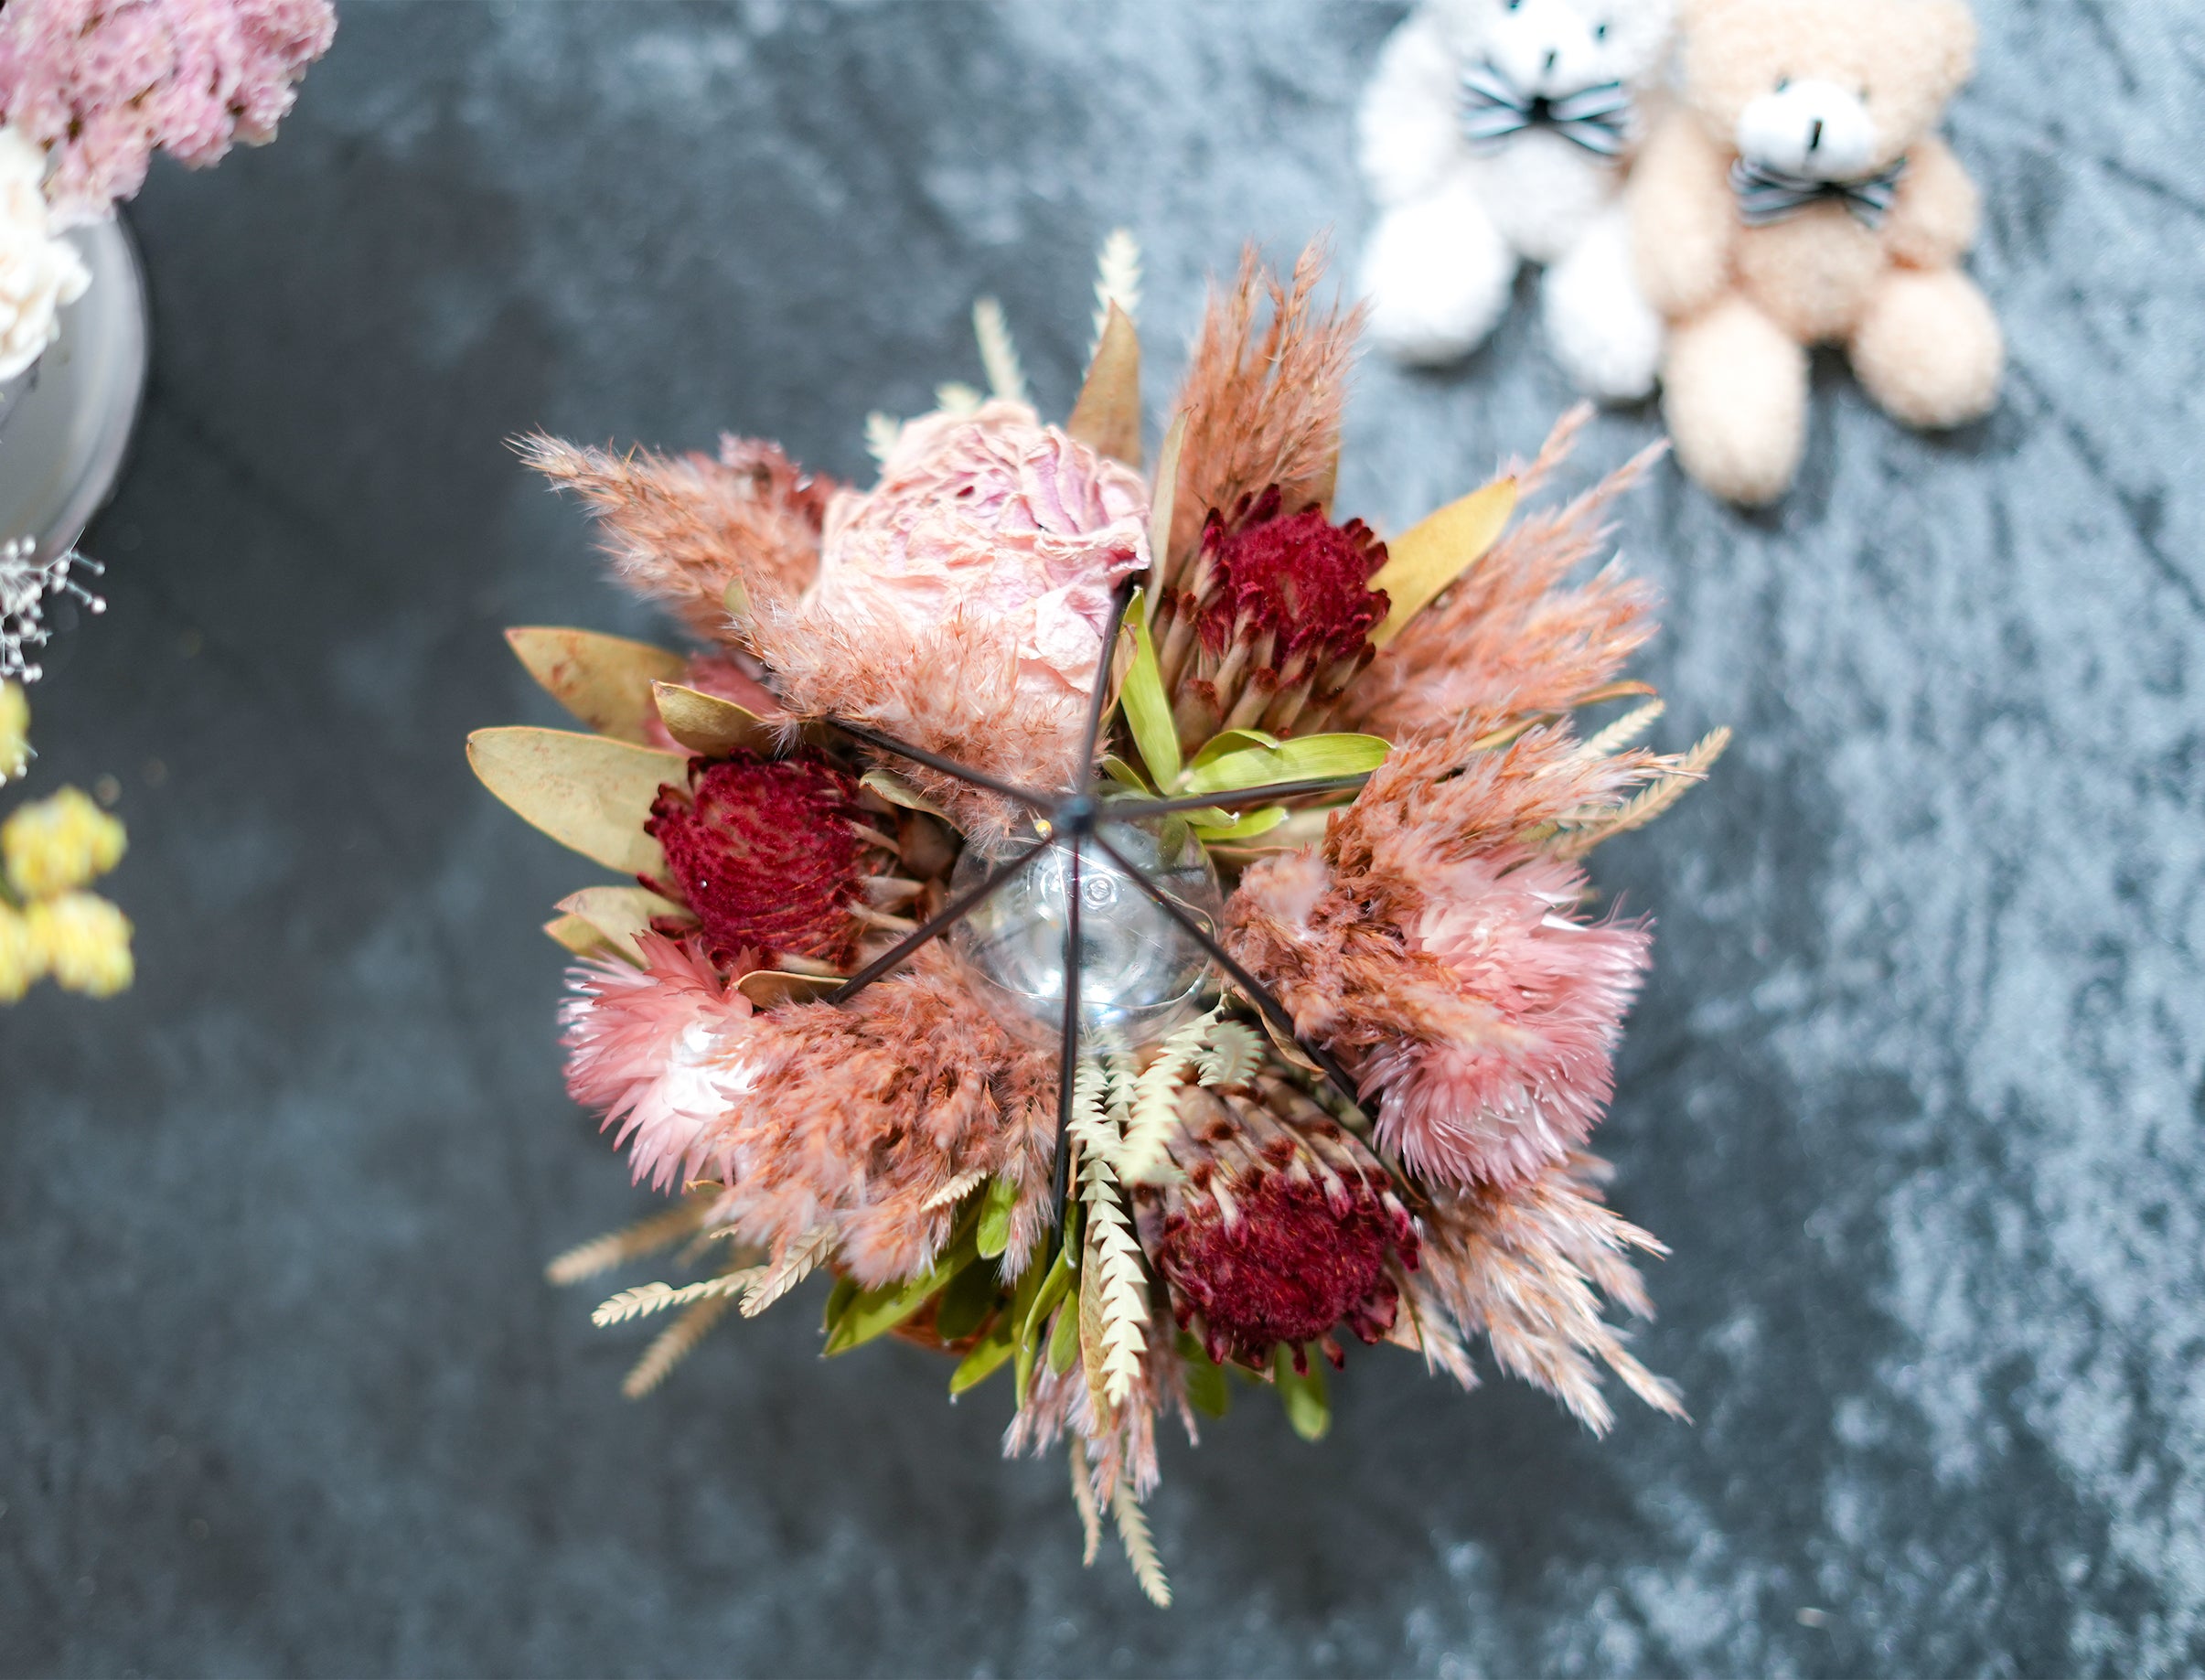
[0,0,337,225]
[808,399,1151,715]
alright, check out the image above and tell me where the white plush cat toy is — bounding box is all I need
[1357,0,1675,401]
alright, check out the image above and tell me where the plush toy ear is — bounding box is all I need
[1917,0,1980,102]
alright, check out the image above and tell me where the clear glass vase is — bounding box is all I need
[0,214,149,564]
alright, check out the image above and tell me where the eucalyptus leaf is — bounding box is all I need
[467,727,682,876]
[1182,732,1391,797]
[542,913,624,963]
[1065,302,1141,467]
[1368,476,1519,648]
[650,682,780,759]
[554,885,689,964]
[1098,754,1152,795]
[1015,1236,1076,1407]
[821,1274,859,1335]
[1118,593,1182,790]
[1272,1344,1333,1441]
[505,627,686,744]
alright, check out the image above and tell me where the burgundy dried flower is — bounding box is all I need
[1138,1075,1418,1372]
[1151,487,1388,750]
[645,750,871,968]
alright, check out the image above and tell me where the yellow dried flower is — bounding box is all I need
[0,902,43,1001]
[3,784,125,898]
[27,892,133,997]
[0,680,26,781]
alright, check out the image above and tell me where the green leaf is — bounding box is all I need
[976,1175,1020,1260]
[1182,733,1391,797]
[949,1322,1018,1395]
[821,1274,858,1336]
[1014,1227,1076,1408]
[821,1227,978,1355]
[1178,1332,1231,1418]
[931,1257,1000,1344]
[1117,592,1182,791]
[1272,1344,1332,1441]
[1098,754,1152,795]
[1048,1292,1082,1376]
[1187,805,1289,842]
[1185,727,1281,774]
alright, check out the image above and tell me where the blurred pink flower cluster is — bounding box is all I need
[0,0,335,225]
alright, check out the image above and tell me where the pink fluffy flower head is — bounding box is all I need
[808,400,1150,712]
[1363,853,1650,1189]
[562,931,756,1192]
[0,0,337,224]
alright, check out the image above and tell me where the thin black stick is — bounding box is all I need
[828,840,1047,1004]
[826,717,1057,811]
[1088,829,1369,1119]
[1073,575,1140,793]
[1048,836,1084,1239]
[1113,772,1375,819]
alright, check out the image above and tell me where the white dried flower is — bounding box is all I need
[0,538,105,684]
[0,125,90,382]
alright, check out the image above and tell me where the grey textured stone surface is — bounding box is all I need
[5,2,2202,1673]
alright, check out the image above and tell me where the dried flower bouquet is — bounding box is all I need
[472,235,1726,1603]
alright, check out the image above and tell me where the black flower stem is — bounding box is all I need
[828,840,1048,1005]
[826,717,1058,811]
[1088,828,1370,1121]
[1114,772,1375,819]
[1074,575,1141,791]
[1048,836,1085,1247]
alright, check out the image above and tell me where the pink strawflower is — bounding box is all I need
[0,0,337,225]
[562,931,756,1193]
[1359,853,1650,1189]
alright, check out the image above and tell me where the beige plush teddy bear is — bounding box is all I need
[1630,0,2001,503]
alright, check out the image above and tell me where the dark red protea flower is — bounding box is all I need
[1137,1073,1418,1372]
[1149,487,1389,751]
[645,749,876,968]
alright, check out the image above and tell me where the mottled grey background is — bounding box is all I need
[4,1,2200,1674]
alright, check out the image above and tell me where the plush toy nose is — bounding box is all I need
[1543,48,1557,74]
[1807,118,1824,152]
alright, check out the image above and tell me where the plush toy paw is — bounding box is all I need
[1662,296,1808,506]
[1360,176,1518,367]
[1544,206,1663,401]
[1850,267,2001,427]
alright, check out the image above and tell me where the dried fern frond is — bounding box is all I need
[1553,726,1731,859]
[973,297,1028,406]
[1091,227,1143,353]
[1193,1019,1264,1090]
[921,1168,990,1211]
[1112,1478,1172,1608]
[1577,699,1666,761]
[592,1268,766,1328]
[621,1292,734,1398]
[546,1200,711,1287]
[740,1227,836,1319]
[935,381,984,417]
[1070,1439,1103,1566]
[1118,1010,1220,1182]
